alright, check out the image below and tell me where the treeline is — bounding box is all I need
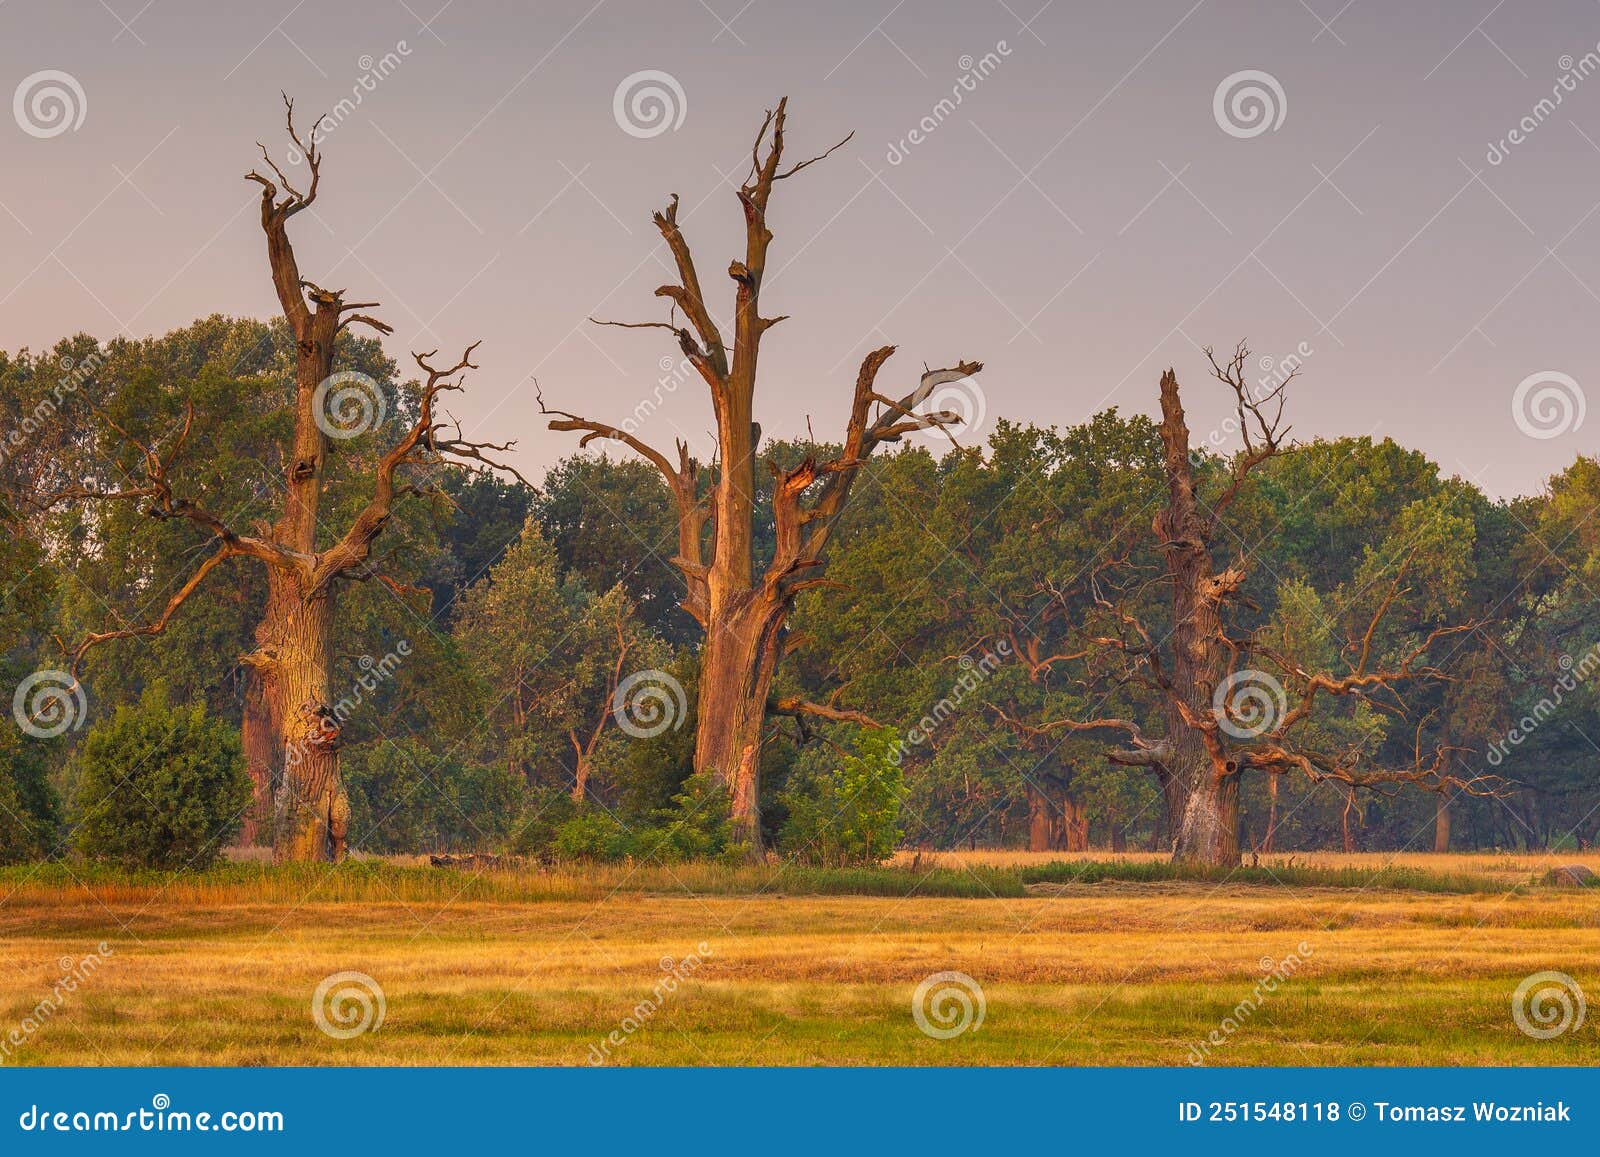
[2,97,1597,870]
[2,314,1597,864]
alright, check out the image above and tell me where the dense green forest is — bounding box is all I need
[3,312,1597,866]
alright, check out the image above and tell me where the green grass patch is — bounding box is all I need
[1018,858,1498,893]
[0,858,1025,904]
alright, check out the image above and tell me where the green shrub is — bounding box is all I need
[638,770,742,863]
[529,772,741,864]
[779,728,906,866]
[552,809,637,860]
[74,683,248,869]
[507,787,578,855]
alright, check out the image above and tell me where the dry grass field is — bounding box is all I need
[1,851,1596,1066]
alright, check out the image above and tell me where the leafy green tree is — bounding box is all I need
[780,729,906,865]
[453,517,668,800]
[342,737,523,853]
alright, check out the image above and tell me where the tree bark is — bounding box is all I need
[1024,775,1087,852]
[267,583,346,863]
[1433,785,1452,853]
[1341,789,1360,853]
[239,669,278,846]
[1175,767,1241,865]
[694,597,785,850]
[1261,772,1279,854]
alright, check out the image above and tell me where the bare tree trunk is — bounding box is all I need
[1064,797,1090,852]
[1175,767,1241,865]
[1155,368,1243,868]
[1026,781,1057,851]
[542,100,979,859]
[268,586,347,863]
[1109,816,1127,853]
[1025,775,1084,852]
[1341,789,1360,853]
[1262,772,1279,854]
[695,599,783,850]
[1433,785,1452,853]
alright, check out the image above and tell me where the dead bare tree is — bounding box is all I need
[52,96,523,863]
[1008,344,1500,866]
[541,98,982,852]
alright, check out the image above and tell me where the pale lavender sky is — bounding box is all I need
[3,0,1599,496]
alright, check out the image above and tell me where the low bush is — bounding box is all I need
[74,684,249,870]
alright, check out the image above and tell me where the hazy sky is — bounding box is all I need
[4,0,1599,497]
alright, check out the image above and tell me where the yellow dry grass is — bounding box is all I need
[1,853,1596,1066]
